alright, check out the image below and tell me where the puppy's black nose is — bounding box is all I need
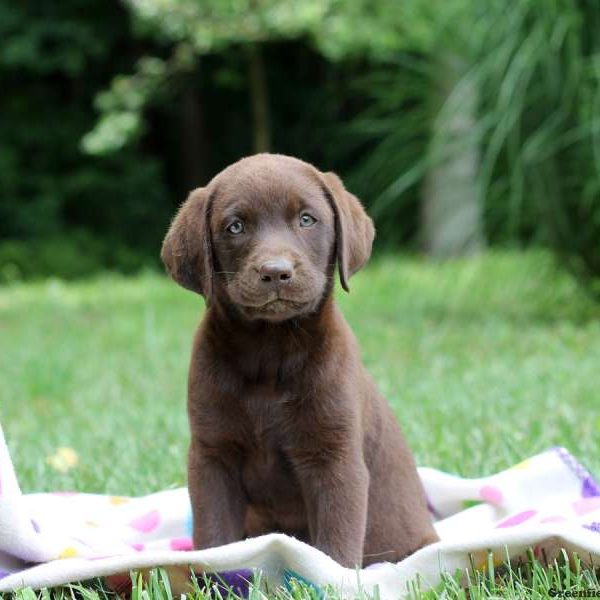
[259,259,293,283]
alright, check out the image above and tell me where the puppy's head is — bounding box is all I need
[161,154,374,322]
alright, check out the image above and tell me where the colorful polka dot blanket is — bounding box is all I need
[1,422,600,599]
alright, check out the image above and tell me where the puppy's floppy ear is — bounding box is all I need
[160,187,214,302]
[320,171,375,292]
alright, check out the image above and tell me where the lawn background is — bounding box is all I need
[2,251,599,498]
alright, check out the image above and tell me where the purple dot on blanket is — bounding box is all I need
[196,569,253,598]
[129,510,160,533]
[31,519,40,533]
[582,477,600,498]
[497,510,537,528]
[583,522,600,533]
[131,543,145,552]
[170,537,193,551]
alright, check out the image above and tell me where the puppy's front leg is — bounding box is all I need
[188,441,246,549]
[293,449,369,567]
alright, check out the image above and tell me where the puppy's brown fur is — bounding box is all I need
[161,154,438,567]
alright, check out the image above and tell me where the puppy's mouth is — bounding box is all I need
[224,270,328,322]
[239,297,313,321]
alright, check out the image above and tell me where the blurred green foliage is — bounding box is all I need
[0,0,173,280]
[1,0,599,292]
[340,0,600,261]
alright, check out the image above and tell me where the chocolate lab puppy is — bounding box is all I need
[161,154,438,567]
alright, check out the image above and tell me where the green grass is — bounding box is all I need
[1,250,600,598]
[7,551,600,600]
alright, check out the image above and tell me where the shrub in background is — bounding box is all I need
[0,0,172,278]
[1,0,599,296]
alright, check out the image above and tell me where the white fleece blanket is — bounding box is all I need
[1,420,599,598]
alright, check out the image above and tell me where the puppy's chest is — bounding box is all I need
[238,385,301,503]
[239,384,295,445]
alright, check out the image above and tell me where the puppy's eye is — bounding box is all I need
[299,213,317,228]
[227,219,244,235]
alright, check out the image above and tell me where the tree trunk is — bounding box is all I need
[247,44,271,154]
[180,76,208,189]
[422,53,485,257]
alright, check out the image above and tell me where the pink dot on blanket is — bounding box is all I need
[129,510,160,533]
[131,543,145,552]
[573,497,600,516]
[480,486,503,504]
[170,537,193,551]
[497,510,537,528]
[540,515,567,523]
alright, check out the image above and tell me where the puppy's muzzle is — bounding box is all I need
[257,258,294,287]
